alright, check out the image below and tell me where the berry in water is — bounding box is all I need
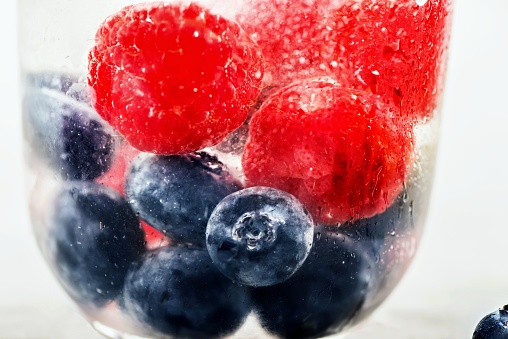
[251,231,373,338]
[473,305,508,339]
[242,77,415,225]
[214,84,280,155]
[23,73,115,180]
[43,181,145,306]
[125,152,241,246]
[316,186,421,312]
[95,139,140,195]
[141,220,170,250]
[27,72,80,96]
[206,186,314,287]
[122,246,251,338]
[237,0,339,85]
[331,0,452,121]
[88,2,264,154]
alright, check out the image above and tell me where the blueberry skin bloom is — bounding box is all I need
[44,181,146,307]
[125,152,241,246]
[473,305,508,338]
[23,73,115,180]
[122,246,251,339]
[206,186,314,287]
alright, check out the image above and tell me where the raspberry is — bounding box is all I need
[237,0,339,86]
[238,0,451,121]
[88,2,263,154]
[331,0,452,121]
[141,221,170,250]
[95,140,140,195]
[242,77,415,225]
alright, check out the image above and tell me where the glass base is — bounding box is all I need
[92,321,141,339]
[91,315,352,339]
[91,314,280,339]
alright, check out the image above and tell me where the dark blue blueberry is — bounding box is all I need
[247,169,427,337]
[251,231,374,339]
[206,186,314,287]
[122,246,251,339]
[339,188,414,243]
[23,72,115,180]
[473,306,508,339]
[339,162,432,246]
[327,181,428,312]
[125,152,241,247]
[44,181,146,307]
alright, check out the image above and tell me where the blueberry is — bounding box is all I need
[23,72,115,180]
[331,182,426,311]
[122,246,251,339]
[43,181,146,306]
[125,152,241,246]
[206,186,314,287]
[339,189,413,242]
[26,72,80,95]
[251,231,373,338]
[473,306,508,339]
[339,163,431,245]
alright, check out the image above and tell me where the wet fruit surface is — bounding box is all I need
[238,0,451,121]
[237,0,340,85]
[45,181,145,306]
[251,231,373,338]
[242,77,415,224]
[473,306,508,339]
[125,152,241,246]
[22,0,452,337]
[88,2,263,154]
[24,73,115,181]
[330,0,451,121]
[206,186,314,287]
[122,246,251,338]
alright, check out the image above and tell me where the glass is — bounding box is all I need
[19,0,453,338]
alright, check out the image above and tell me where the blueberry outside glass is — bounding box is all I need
[19,0,453,338]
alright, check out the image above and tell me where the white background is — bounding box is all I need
[1,0,508,338]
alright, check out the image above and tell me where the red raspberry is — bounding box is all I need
[237,0,339,85]
[88,2,263,154]
[141,221,171,250]
[331,0,452,121]
[238,0,451,121]
[96,140,140,195]
[242,77,415,225]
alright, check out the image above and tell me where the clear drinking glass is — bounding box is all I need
[19,0,453,338]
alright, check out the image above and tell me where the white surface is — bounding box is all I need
[1,0,508,338]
